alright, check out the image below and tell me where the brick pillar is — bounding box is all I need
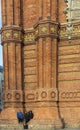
[0,0,23,125]
[1,26,23,125]
[32,20,61,126]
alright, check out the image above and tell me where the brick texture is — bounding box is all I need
[1,0,80,129]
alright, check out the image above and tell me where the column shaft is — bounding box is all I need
[8,43,16,90]
[15,44,22,90]
[51,39,57,88]
[3,44,9,90]
[45,37,52,88]
[38,38,43,88]
[6,0,13,25]
[2,0,6,26]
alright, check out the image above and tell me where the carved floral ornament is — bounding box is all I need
[24,25,57,44]
[24,25,80,43]
[13,32,19,39]
[24,33,35,43]
[34,29,38,36]
[41,26,47,33]
[60,24,80,38]
[5,32,10,38]
[3,30,11,39]
[50,27,56,33]
[1,26,22,44]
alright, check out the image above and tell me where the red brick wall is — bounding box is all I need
[1,0,80,128]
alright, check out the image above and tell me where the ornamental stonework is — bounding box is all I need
[23,20,59,44]
[60,91,80,101]
[1,26,22,44]
[59,22,80,40]
[2,20,80,44]
[3,90,23,102]
[25,88,57,103]
[24,30,35,44]
[34,20,58,39]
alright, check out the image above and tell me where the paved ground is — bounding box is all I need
[0,125,80,130]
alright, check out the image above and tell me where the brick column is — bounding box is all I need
[1,26,23,125]
[0,0,23,125]
[32,20,61,126]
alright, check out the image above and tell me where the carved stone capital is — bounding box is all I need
[23,20,59,45]
[1,26,22,45]
[34,20,59,40]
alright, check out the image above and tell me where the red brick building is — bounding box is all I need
[1,0,80,129]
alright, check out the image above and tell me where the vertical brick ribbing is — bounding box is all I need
[37,38,43,88]
[8,43,16,90]
[43,0,47,19]
[2,0,6,26]
[38,0,43,18]
[51,39,57,88]
[6,0,13,25]
[43,40,46,88]
[51,0,57,21]
[14,0,20,25]
[3,44,9,90]
[15,44,22,90]
[45,37,52,88]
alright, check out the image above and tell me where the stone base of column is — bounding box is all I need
[0,108,18,125]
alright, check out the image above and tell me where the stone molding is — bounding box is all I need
[60,91,80,101]
[34,20,58,40]
[3,89,80,103]
[3,90,23,103]
[1,20,59,45]
[24,88,57,102]
[24,29,35,44]
[59,21,80,40]
[1,20,80,44]
[24,20,59,44]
